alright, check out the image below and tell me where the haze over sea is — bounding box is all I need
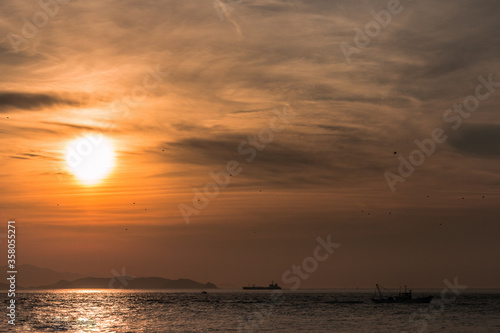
[2,289,500,332]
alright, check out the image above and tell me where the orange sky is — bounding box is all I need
[1,0,499,288]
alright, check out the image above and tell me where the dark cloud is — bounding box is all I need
[448,123,500,157]
[164,135,330,167]
[231,108,271,114]
[155,132,385,188]
[315,125,358,132]
[41,121,118,133]
[7,152,57,161]
[0,92,80,112]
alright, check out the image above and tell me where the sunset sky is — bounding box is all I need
[1,0,499,288]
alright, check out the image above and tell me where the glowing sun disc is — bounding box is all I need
[65,135,115,185]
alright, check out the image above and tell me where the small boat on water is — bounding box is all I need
[242,281,281,290]
[371,284,433,304]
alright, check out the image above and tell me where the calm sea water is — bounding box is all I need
[1,290,499,332]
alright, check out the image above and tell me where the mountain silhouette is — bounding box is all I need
[0,265,217,290]
[0,264,84,288]
[33,276,217,290]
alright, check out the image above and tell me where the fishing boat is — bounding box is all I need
[242,281,281,290]
[371,284,433,303]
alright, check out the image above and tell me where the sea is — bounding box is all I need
[1,289,499,332]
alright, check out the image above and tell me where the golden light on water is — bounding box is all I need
[65,135,115,185]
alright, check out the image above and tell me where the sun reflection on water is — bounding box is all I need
[14,291,131,333]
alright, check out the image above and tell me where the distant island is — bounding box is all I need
[0,265,217,290]
[34,277,217,290]
[0,264,86,288]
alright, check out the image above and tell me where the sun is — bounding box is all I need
[65,134,115,185]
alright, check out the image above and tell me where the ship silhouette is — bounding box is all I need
[371,284,433,304]
[242,281,281,290]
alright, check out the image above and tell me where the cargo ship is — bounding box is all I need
[242,281,281,290]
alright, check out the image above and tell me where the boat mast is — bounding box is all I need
[376,284,383,298]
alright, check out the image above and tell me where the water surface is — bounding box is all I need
[2,289,499,332]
